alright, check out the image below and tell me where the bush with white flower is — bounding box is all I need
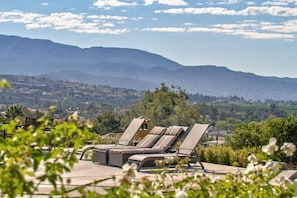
[99,137,297,197]
[0,108,96,197]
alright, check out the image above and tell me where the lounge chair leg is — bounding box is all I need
[79,147,95,160]
[79,152,85,160]
[136,165,141,172]
[136,161,143,172]
[198,161,205,170]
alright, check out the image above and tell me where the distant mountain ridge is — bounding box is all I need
[1,34,297,101]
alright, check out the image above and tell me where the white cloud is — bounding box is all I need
[73,28,128,34]
[87,15,127,21]
[40,2,49,6]
[26,23,50,29]
[262,1,289,6]
[144,0,188,6]
[184,22,192,26]
[35,12,85,30]
[142,18,296,40]
[93,0,137,8]
[156,6,297,16]
[233,30,295,39]
[217,0,241,5]
[213,23,259,29]
[0,11,130,34]
[238,6,297,16]
[188,26,294,39]
[102,22,115,27]
[144,0,155,5]
[188,20,296,40]
[159,0,188,6]
[155,8,184,14]
[187,27,235,34]
[0,11,42,23]
[156,7,237,15]
[142,27,185,32]
[186,7,237,15]
[260,20,297,33]
[246,1,255,5]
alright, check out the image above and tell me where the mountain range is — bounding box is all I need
[1,34,297,101]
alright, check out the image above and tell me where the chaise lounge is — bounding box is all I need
[93,126,167,165]
[108,126,187,167]
[127,123,210,171]
[79,117,148,160]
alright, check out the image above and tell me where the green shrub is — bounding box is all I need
[198,145,260,167]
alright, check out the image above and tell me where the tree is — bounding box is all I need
[227,116,297,163]
[227,121,263,150]
[5,104,24,122]
[92,110,121,134]
[130,83,200,126]
[208,105,218,121]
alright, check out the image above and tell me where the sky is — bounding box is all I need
[0,0,297,78]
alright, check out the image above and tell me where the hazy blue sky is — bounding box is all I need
[1,0,296,77]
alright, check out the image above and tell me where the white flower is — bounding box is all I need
[85,120,93,129]
[281,142,296,157]
[122,163,137,177]
[262,137,279,155]
[164,154,174,164]
[122,163,130,172]
[208,186,218,197]
[68,111,79,121]
[263,160,279,173]
[254,164,263,172]
[175,189,187,198]
[130,163,137,170]
[247,153,258,164]
[245,163,263,174]
[155,190,164,198]
[276,176,293,190]
[245,163,255,174]
[211,176,220,183]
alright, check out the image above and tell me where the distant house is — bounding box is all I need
[204,126,231,146]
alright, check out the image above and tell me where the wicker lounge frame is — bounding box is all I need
[93,126,167,165]
[107,126,187,167]
[79,117,147,160]
[127,123,210,171]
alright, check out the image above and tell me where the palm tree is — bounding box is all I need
[5,104,24,121]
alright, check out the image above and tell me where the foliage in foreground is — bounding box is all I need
[102,138,297,198]
[0,108,96,197]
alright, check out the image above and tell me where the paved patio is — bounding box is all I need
[27,150,297,197]
[31,157,246,197]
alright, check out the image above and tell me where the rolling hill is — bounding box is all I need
[1,34,297,101]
